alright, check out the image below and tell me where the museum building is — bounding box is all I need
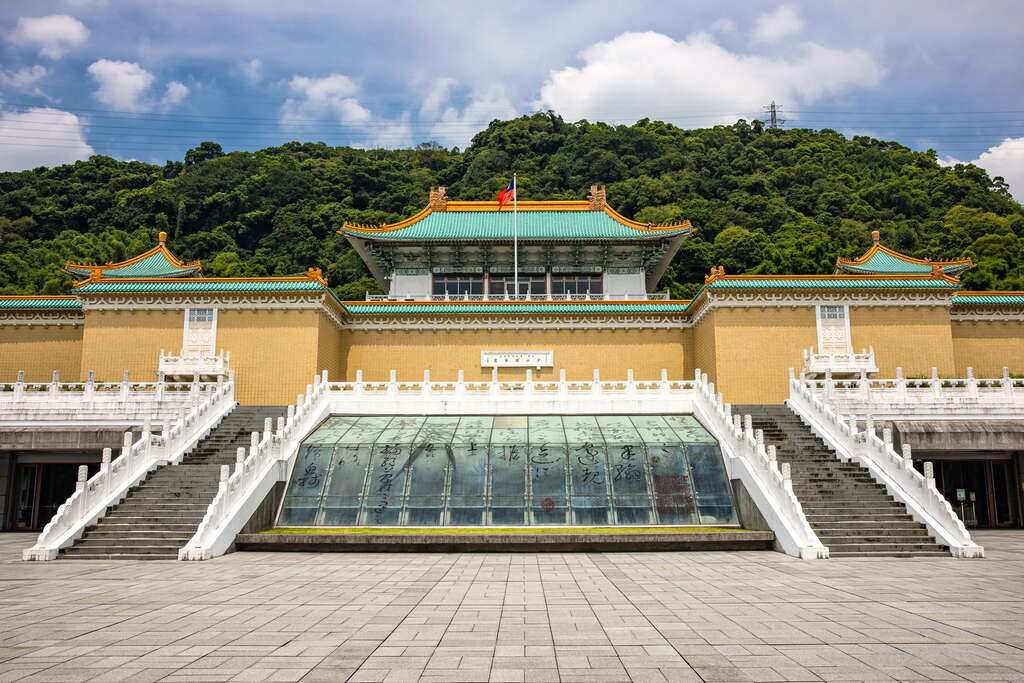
[1,186,1022,559]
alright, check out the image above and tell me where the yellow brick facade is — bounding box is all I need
[0,324,82,381]
[951,319,1024,376]
[849,305,957,378]
[338,327,686,382]
[80,309,182,382]
[705,307,818,405]
[5,299,1024,406]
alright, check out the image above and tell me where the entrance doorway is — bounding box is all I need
[10,462,100,530]
[928,459,1018,528]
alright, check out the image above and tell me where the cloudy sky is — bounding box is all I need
[1,0,1022,197]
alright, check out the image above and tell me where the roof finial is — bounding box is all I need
[588,184,607,210]
[159,231,167,246]
[871,230,880,245]
[428,186,448,211]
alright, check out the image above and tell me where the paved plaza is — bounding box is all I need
[0,532,1021,682]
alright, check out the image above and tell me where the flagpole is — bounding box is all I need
[512,173,518,298]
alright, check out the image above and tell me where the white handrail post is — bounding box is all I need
[14,370,25,402]
[236,447,245,474]
[902,443,913,471]
[50,370,60,398]
[84,370,95,401]
[923,461,935,488]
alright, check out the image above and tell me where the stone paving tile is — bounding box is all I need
[0,532,1021,682]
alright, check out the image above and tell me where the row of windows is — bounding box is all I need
[433,274,604,296]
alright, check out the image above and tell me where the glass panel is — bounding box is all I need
[279,445,332,526]
[278,414,737,529]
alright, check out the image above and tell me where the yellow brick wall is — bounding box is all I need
[316,314,346,382]
[217,309,320,405]
[951,319,1024,376]
[691,311,717,384]
[339,327,686,382]
[80,309,181,382]
[710,307,817,405]
[0,324,83,381]
[850,305,956,378]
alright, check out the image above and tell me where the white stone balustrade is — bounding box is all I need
[787,372,983,558]
[158,349,231,377]
[0,371,224,426]
[179,368,828,560]
[802,347,878,377]
[796,366,1024,419]
[23,376,236,560]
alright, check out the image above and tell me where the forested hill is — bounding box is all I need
[1,113,1022,299]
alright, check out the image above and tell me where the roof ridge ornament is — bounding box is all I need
[428,186,448,211]
[704,265,726,283]
[871,230,880,245]
[588,184,607,211]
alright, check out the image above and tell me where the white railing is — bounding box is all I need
[159,349,231,377]
[180,373,333,560]
[802,347,877,376]
[365,291,671,302]
[180,368,827,560]
[23,376,236,561]
[796,366,1024,419]
[787,373,983,558]
[690,371,828,559]
[0,371,223,425]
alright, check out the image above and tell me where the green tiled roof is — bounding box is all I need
[66,250,201,279]
[953,294,1024,305]
[76,280,328,293]
[704,278,960,290]
[343,302,691,314]
[0,297,82,309]
[344,211,694,241]
[839,250,971,276]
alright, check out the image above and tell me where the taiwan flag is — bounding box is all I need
[496,178,515,209]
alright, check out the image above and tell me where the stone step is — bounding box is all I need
[814,520,923,529]
[76,534,192,544]
[826,542,945,553]
[88,523,197,532]
[815,531,931,542]
[61,553,178,560]
[64,544,181,553]
[94,515,206,524]
[828,550,950,558]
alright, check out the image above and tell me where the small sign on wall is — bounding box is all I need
[481,350,554,369]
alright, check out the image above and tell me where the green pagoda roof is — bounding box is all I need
[952,292,1024,305]
[835,231,973,276]
[75,278,328,294]
[0,296,82,309]
[339,199,694,242]
[65,232,202,281]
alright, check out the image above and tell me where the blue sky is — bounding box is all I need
[1,0,1022,196]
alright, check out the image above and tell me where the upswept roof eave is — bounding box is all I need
[952,291,1024,306]
[65,241,204,280]
[835,243,974,275]
[337,201,694,241]
[0,295,83,310]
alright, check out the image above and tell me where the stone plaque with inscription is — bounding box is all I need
[480,350,554,368]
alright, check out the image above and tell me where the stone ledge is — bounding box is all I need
[235,530,775,553]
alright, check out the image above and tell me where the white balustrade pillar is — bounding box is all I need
[923,461,935,488]
[883,428,893,450]
[101,448,112,496]
[236,447,245,473]
[767,444,777,464]
[85,370,95,401]
[76,465,88,492]
[902,444,913,470]
[263,418,272,439]
[276,416,285,438]
[219,464,230,489]
[14,370,24,401]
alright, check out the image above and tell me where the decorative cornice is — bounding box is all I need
[0,310,84,326]
[346,314,686,330]
[950,307,1024,322]
[77,292,349,330]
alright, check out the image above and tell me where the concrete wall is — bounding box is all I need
[0,324,82,381]
[339,327,687,382]
[951,319,1024,376]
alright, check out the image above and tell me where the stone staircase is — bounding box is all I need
[735,404,948,558]
[61,405,285,560]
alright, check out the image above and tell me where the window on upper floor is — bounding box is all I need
[489,275,546,296]
[432,275,483,296]
[551,274,603,295]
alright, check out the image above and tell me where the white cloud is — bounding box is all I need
[282,73,371,125]
[161,81,189,107]
[242,57,262,84]
[945,137,1024,202]
[534,31,884,126]
[87,59,154,111]
[0,107,93,171]
[422,80,518,147]
[0,65,47,91]
[10,15,89,60]
[752,5,804,44]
